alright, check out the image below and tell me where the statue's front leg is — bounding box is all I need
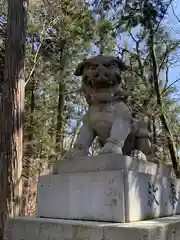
[100,118,131,155]
[64,117,96,160]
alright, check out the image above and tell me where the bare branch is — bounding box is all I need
[171,3,180,23]
[164,63,169,91]
[128,31,150,88]
[161,77,180,95]
[25,15,63,87]
[158,42,180,75]
[155,0,174,32]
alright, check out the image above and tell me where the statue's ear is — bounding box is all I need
[74,60,86,76]
[116,57,128,71]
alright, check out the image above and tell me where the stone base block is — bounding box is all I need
[36,170,126,222]
[4,215,180,240]
[125,171,180,222]
[52,154,174,177]
[36,169,180,222]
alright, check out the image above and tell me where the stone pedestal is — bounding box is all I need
[4,154,180,240]
[52,154,173,176]
[36,154,180,222]
[4,215,180,240]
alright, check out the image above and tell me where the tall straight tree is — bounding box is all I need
[0,0,28,239]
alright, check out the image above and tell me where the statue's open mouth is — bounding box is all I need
[83,76,120,89]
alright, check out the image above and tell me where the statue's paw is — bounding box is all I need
[131,150,147,161]
[99,142,122,155]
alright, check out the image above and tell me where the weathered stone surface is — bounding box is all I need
[4,215,180,240]
[172,177,180,215]
[36,160,180,222]
[36,170,125,222]
[124,171,180,222]
[63,55,151,162]
[104,215,180,240]
[4,217,104,240]
[53,154,174,177]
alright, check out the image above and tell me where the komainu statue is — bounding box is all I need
[64,55,152,161]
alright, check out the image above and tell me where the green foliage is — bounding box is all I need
[23,0,117,163]
[1,0,180,171]
[23,0,180,167]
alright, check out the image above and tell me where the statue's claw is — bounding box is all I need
[131,150,147,161]
[99,141,123,155]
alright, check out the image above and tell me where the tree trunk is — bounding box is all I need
[55,81,64,154]
[99,10,105,55]
[152,115,157,146]
[55,44,66,155]
[22,77,36,215]
[148,25,179,177]
[0,0,28,238]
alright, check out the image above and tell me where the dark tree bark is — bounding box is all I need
[55,80,65,154]
[152,115,157,146]
[55,42,66,155]
[148,24,179,178]
[22,77,36,215]
[99,11,105,55]
[0,0,28,239]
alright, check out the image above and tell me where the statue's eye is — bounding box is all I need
[85,63,98,70]
[104,63,110,67]
[104,63,116,68]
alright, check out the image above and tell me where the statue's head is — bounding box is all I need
[74,55,127,90]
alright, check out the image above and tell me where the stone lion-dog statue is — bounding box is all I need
[64,55,152,161]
